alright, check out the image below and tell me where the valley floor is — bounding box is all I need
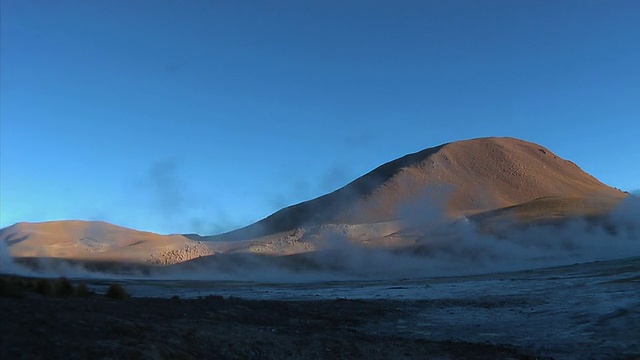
[1,295,544,360]
[1,257,639,359]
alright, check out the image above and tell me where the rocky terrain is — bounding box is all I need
[2,256,638,359]
[0,283,547,360]
[146,242,216,266]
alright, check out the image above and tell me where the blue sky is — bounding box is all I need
[1,0,639,234]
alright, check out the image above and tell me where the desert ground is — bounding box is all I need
[1,256,638,359]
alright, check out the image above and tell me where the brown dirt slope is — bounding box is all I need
[206,137,625,241]
[0,221,211,264]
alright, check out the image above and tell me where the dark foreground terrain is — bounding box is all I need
[2,256,640,359]
[1,292,544,360]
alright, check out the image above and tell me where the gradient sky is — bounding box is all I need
[1,0,639,235]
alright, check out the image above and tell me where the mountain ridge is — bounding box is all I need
[0,136,628,267]
[194,137,624,241]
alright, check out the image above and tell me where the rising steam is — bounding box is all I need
[2,192,639,282]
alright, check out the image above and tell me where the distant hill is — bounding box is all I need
[197,137,625,241]
[0,221,212,266]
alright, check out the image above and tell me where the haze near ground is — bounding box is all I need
[0,137,636,280]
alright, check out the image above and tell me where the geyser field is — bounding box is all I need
[1,138,639,359]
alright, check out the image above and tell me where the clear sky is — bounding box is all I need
[1,0,639,235]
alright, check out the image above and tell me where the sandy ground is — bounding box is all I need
[2,257,638,359]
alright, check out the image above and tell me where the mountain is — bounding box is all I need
[0,137,628,269]
[198,137,625,241]
[0,221,213,266]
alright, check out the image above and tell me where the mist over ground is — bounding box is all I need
[2,194,638,283]
[173,194,640,282]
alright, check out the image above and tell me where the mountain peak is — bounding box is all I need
[210,137,624,240]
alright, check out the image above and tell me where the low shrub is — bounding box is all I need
[54,277,75,297]
[0,275,97,298]
[106,283,129,299]
[75,282,92,297]
[0,277,23,298]
[35,278,56,297]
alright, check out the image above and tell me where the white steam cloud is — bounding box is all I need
[144,194,640,282]
[0,238,38,277]
[2,193,639,282]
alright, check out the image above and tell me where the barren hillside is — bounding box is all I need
[206,137,625,240]
[0,221,212,265]
[1,137,627,266]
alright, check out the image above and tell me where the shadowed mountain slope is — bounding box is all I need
[200,137,625,241]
